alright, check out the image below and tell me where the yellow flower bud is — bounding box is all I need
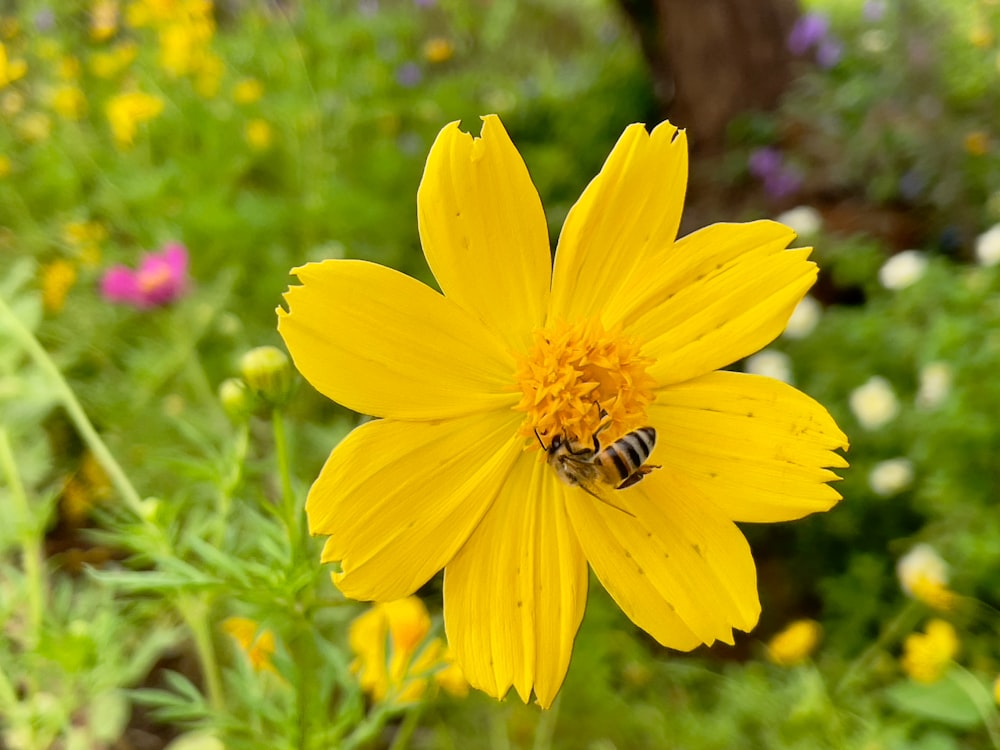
[239,346,294,407]
[218,377,256,421]
[766,619,822,666]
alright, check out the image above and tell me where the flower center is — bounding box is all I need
[513,318,657,448]
[138,262,173,295]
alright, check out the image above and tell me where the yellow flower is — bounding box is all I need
[0,155,10,178]
[193,51,222,98]
[89,42,137,79]
[244,118,272,151]
[350,596,467,704]
[0,42,27,88]
[17,112,51,143]
[105,90,164,147]
[423,37,455,64]
[278,115,848,708]
[52,85,87,120]
[57,56,82,81]
[233,77,263,104]
[222,617,278,673]
[59,450,111,523]
[970,24,994,49]
[901,619,958,683]
[91,0,120,41]
[41,259,78,314]
[993,675,1000,706]
[897,544,957,611]
[766,619,822,666]
[964,131,990,156]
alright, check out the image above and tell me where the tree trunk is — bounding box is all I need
[618,0,800,153]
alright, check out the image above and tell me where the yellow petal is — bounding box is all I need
[649,371,848,522]
[307,409,525,601]
[278,259,516,420]
[443,454,588,708]
[623,221,815,387]
[550,121,687,323]
[566,471,760,648]
[418,116,551,352]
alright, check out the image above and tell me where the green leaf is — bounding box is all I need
[884,673,984,729]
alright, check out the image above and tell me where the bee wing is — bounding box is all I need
[572,475,636,518]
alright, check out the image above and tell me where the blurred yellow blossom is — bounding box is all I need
[106,90,164,147]
[964,131,990,156]
[0,42,27,88]
[970,24,994,48]
[193,51,222,98]
[897,543,957,611]
[994,675,1000,706]
[0,155,10,178]
[59,451,111,523]
[222,617,277,673]
[2,90,24,115]
[52,85,87,120]
[350,596,467,705]
[57,56,82,81]
[17,112,51,143]
[91,0,120,41]
[233,77,263,104]
[245,118,273,151]
[89,42,137,78]
[41,259,77,314]
[423,37,455,64]
[901,619,958,683]
[766,619,822,666]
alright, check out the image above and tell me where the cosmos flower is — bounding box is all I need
[101,242,189,308]
[766,619,822,666]
[105,90,164,147]
[901,619,958,683]
[278,115,848,708]
[222,617,278,673]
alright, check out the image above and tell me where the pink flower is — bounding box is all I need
[101,243,189,308]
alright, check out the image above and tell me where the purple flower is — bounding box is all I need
[816,39,843,68]
[788,13,830,56]
[748,147,802,200]
[395,62,423,88]
[763,170,803,201]
[748,147,783,180]
[862,0,886,22]
[101,242,189,308]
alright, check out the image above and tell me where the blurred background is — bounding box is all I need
[2,0,1000,748]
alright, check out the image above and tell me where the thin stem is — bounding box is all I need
[0,295,146,519]
[389,704,425,750]
[949,664,1000,750]
[178,594,225,713]
[835,599,921,695]
[272,408,301,551]
[0,428,45,647]
[532,694,561,750]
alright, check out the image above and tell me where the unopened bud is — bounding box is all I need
[239,346,294,408]
[218,377,255,421]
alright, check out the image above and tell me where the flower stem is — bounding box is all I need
[834,599,921,695]
[949,664,1000,750]
[0,295,146,519]
[0,428,44,647]
[177,594,225,713]
[272,408,301,550]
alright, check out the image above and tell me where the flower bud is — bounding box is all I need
[239,346,294,408]
[218,377,255,421]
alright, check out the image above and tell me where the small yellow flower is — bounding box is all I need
[63,219,108,247]
[245,118,273,151]
[193,51,222,98]
[41,259,78,314]
[423,37,455,64]
[222,617,278,673]
[59,451,111,524]
[89,42,137,79]
[106,90,164,147]
[901,619,958,684]
[91,0,120,41]
[964,131,990,156]
[52,85,87,120]
[233,77,263,104]
[350,596,467,705]
[993,675,1000,706]
[897,544,957,611]
[970,24,994,49]
[17,112,51,143]
[766,619,822,666]
[57,56,82,81]
[0,155,11,178]
[0,42,28,88]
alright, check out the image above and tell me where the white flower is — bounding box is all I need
[974,224,1000,267]
[859,29,889,54]
[916,361,952,409]
[783,295,822,339]
[869,457,914,496]
[878,250,928,290]
[897,544,949,597]
[849,376,899,429]
[776,206,823,238]
[745,349,793,383]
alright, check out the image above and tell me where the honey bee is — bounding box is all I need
[536,420,660,516]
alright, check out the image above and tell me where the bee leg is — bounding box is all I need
[616,464,661,490]
[576,483,636,518]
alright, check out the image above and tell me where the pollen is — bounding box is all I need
[513,318,657,448]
